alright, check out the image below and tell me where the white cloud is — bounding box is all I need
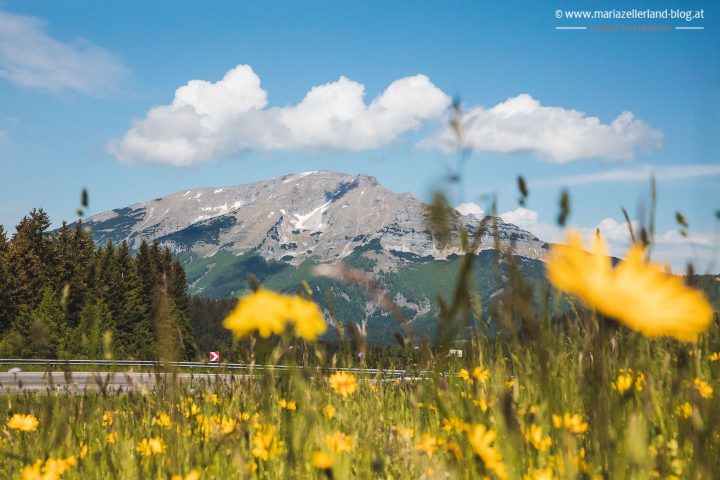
[498,207,718,272]
[0,10,126,95]
[108,65,451,165]
[533,163,720,188]
[426,94,663,162]
[455,202,485,217]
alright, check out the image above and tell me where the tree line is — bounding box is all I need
[0,209,197,360]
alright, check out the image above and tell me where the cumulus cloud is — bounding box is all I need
[497,207,718,272]
[108,65,451,165]
[426,94,663,162]
[0,10,126,95]
[455,202,485,217]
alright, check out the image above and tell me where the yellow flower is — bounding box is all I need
[328,371,358,397]
[22,456,77,480]
[252,426,283,461]
[286,295,326,340]
[322,404,335,419]
[458,368,471,381]
[525,424,552,452]
[694,378,713,398]
[7,413,39,432]
[467,424,508,480]
[223,289,326,340]
[709,352,720,362]
[152,412,172,428]
[552,413,588,434]
[312,450,336,469]
[221,417,237,434]
[107,431,118,444]
[675,402,692,419]
[612,370,634,394]
[472,367,491,383]
[524,468,557,480]
[324,431,354,453]
[279,399,297,411]
[101,411,113,427]
[442,416,469,434]
[397,427,415,441]
[136,437,166,456]
[546,231,712,342]
[171,471,201,480]
[414,433,439,458]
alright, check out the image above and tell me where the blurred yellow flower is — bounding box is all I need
[467,424,508,480]
[552,413,588,434]
[458,368,471,381]
[414,433,439,458]
[694,378,713,398]
[171,471,200,480]
[675,402,692,419]
[612,369,644,394]
[324,431,354,453]
[101,411,113,427]
[312,450,336,469]
[322,404,336,419]
[472,367,491,383]
[7,413,39,432]
[223,289,326,340]
[152,412,172,428]
[252,426,283,461]
[221,417,237,434]
[709,352,720,362]
[136,437,166,456]
[524,468,557,480]
[328,371,358,397]
[546,231,712,342]
[106,431,118,444]
[279,399,297,411]
[442,416,469,434]
[22,456,76,480]
[525,424,552,452]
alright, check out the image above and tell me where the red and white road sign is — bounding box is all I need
[209,351,220,363]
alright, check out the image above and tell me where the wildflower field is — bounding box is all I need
[2,231,719,479]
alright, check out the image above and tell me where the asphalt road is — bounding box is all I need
[0,371,241,393]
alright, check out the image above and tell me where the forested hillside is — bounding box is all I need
[0,209,196,360]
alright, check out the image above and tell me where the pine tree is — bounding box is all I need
[6,209,56,313]
[0,226,12,332]
[115,241,150,357]
[76,299,113,359]
[12,287,68,358]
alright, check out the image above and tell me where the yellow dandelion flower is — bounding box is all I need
[694,378,713,398]
[101,411,113,427]
[286,295,326,340]
[223,289,326,340]
[7,414,39,432]
[136,437,166,456]
[324,431,354,453]
[472,367,490,383]
[552,413,588,434]
[279,399,297,411]
[414,433,439,458]
[328,371,358,397]
[612,370,635,394]
[252,426,283,461]
[547,231,712,342]
[675,402,692,419]
[525,424,552,452]
[322,404,336,419]
[458,368,471,381]
[221,417,237,434]
[152,412,172,428]
[467,424,508,480]
[107,431,118,444]
[312,450,336,469]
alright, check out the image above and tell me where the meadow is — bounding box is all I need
[2,231,719,479]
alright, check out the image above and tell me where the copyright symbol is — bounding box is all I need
[555,9,563,19]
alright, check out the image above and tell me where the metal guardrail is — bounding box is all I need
[0,359,413,377]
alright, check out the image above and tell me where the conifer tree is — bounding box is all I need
[76,299,112,359]
[0,226,11,332]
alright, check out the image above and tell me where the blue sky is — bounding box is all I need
[0,0,718,270]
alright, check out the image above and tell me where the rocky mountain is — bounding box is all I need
[83,171,551,342]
